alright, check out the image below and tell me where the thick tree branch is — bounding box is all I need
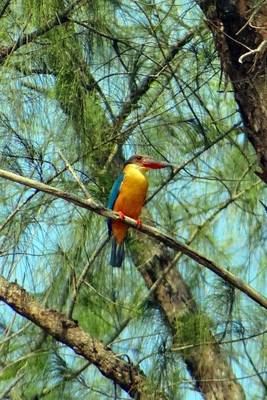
[0,167,266,309]
[0,276,147,399]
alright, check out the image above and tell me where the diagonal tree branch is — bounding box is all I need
[0,167,266,309]
[0,276,148,399]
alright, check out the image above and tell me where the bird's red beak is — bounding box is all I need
[142,158,171,169]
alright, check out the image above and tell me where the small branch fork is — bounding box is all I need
[0,168,266,309]
[239,39,267,64]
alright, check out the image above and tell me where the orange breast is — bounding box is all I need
[112,165,148,243]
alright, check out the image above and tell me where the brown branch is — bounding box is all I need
[0,167,266,309]
[0,276,147,399]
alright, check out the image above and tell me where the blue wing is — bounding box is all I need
[107,173,124,236]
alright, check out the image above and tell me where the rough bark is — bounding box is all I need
[0,276,148,399]
[196,0,267,183]
[134,238,245,400]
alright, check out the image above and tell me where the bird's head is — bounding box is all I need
[124,154,171,172]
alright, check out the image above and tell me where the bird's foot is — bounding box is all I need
[118,211,126,221]
[135,218,142,229]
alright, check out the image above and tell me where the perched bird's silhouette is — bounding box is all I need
[107,154,170,267]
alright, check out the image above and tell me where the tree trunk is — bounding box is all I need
[197,0,267,183]
[133,234,245,400]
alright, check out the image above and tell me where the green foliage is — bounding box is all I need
[21,0,66,26]
[173,312,213,348]
[0,0,266,399]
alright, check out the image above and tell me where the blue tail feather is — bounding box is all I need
[110,237,125,267]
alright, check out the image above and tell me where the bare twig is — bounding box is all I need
[239,40,267,64]
[58,149,90,198]
[66,236,109,318]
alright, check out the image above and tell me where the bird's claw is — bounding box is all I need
[117,212,141,228]
[135,218,142,229]
[118,211,126,221]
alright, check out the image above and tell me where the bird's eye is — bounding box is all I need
[136,156,142,160]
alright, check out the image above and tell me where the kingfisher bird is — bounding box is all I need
[107,154,170,267]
